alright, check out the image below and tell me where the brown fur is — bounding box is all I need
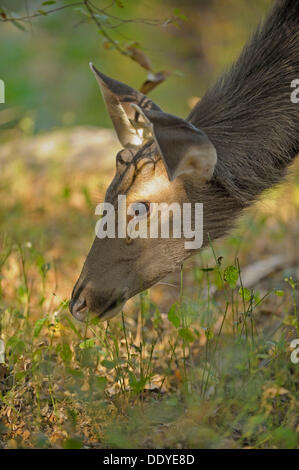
[70,0,299,321]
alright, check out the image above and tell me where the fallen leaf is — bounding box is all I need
[187,96,200,109]
[127,44,153,71]
[140,71,171,95]
[23,430,30,440]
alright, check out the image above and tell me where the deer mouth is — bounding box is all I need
[70,294,125,322]
[98,297,126,321]
[69,298,88,322]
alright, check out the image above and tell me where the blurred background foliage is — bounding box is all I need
[1,0,272,135]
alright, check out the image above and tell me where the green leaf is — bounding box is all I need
[274,289,284,297]
[17,284,28,303]
[101,359,116,369]
[153,308,162,328]
[273,427,297,449]
[239,287,251,302]
[0,421,8,434]
[173,8,188,21]
[33,318,47,337]
[67,368,84,379]
[168,304,180,329]
[224,265,239,288]
[284,276,296,289]
[79,338,95,349]
[64,316,82,338]
[179,327,194,343]
[128,371,147,392]
[63,438,83,449]
[253,291,261,303]
[89,315,101,325]
[95,376,107,389]
[42,1,56,5]
[204,328,214,341]
[62,185,71,199]
[57,343,72,363]
[7,336,26,355]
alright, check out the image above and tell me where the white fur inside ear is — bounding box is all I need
[90,66,142,148]
[101,87,143,147]
[174,144,217,182]
[130,104,153,130]
[130,103,154,141]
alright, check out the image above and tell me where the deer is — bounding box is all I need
[69,0,299,322]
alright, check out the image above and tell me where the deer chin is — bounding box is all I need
[98,299,126,321]
[71,297,126,323]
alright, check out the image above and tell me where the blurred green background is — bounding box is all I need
[0,0,272,135]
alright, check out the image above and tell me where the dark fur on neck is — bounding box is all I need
[188,0,299,207]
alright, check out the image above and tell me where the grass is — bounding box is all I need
[0,129,298,449]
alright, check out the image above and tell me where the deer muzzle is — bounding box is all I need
[69,287,126,322]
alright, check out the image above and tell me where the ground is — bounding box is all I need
[0,127,298,449]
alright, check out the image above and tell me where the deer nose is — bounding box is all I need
[69,297,87,321]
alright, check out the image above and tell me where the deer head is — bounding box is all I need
[70,0,299,321]
[69,63,218,322]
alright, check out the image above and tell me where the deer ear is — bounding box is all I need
[89,63,161,148]
[131,106,217,182]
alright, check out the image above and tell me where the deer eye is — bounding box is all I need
[130,202,150,219]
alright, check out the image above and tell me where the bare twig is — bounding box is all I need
[84,0,132,59]
[88,0,173,28]
[0,0,174,86]
[0,2,84,22]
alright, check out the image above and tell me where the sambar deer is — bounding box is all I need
[70,0,299,322]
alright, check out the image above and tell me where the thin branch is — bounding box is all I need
[88,0,173,28]
[0,0,175,75]
[83,0,133,60]
[0,2,84,22]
